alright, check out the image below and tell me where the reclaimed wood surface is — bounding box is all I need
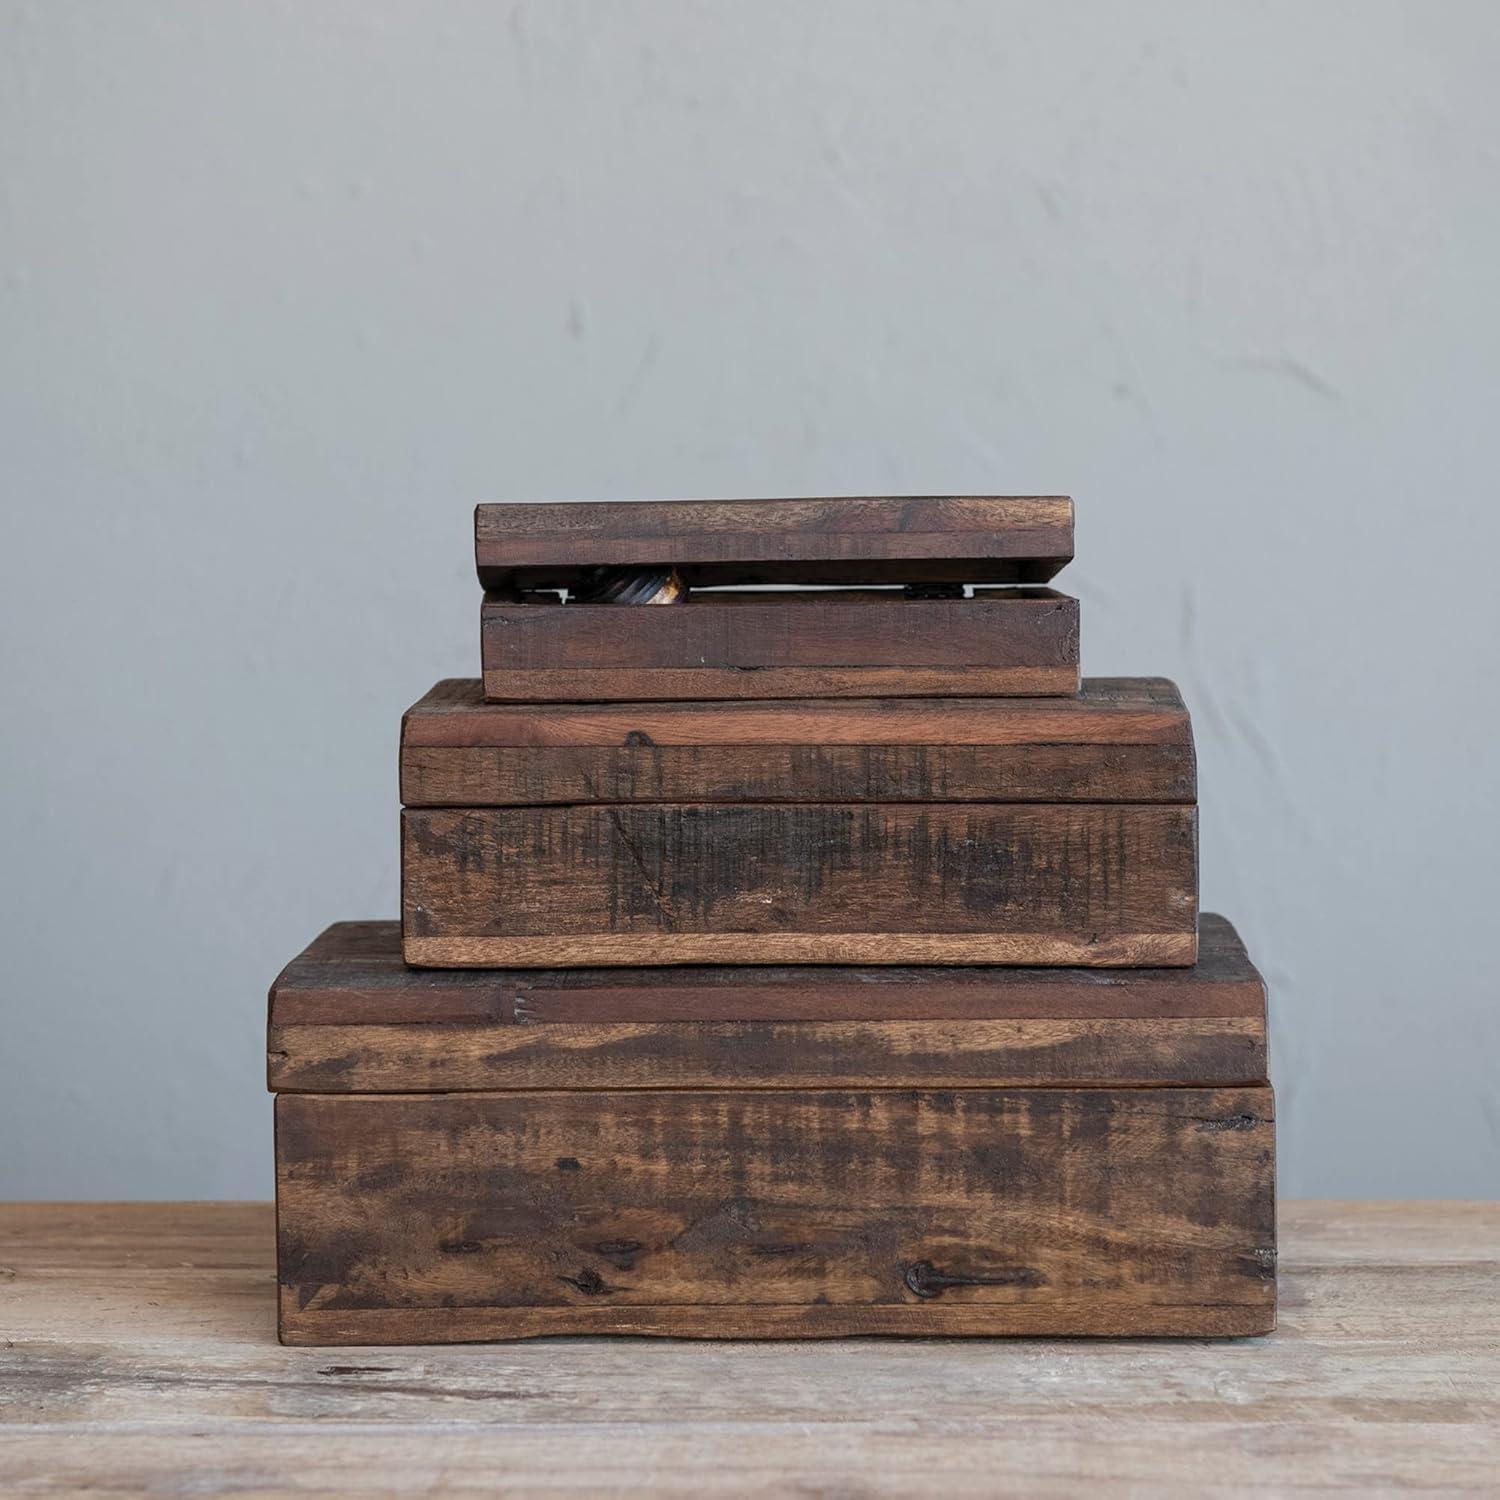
[4,1202,1497,1496]
[276,1086,1274,1343]
[474,495,1074,589]
[402,677,1195,806]
[269,914,1262,1093]
[402,801,1199,967]
[480,588,1079,701]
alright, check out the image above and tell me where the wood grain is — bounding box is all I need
[270,1017,1265,1093]
[401,802,1199,968]
[474,496,1075,589]
[275,1086,1275,1343]
[269,915,1264,1092]
[480,588,1079,701]
[6,1201,1497,1496]
[402,677,1195,806]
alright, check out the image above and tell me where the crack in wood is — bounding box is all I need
[903,1260,1047,1299]
[605,806,678,930]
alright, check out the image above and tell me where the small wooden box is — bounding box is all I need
[400,678,1199,968]
[475,497,1079,701]
[269,916,1274,1344]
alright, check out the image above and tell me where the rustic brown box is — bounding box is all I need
[269,916,1274,1344]
[475,497,1079,701]
[400,678,1199,968]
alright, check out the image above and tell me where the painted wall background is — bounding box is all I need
[3,0,1497,1198]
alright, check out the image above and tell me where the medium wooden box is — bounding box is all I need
[400,678,1199,968]
[475,497,1079,701]
[269,917,1274,1344]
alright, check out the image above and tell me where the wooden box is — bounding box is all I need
[400,678,1199,968]
[475,497,1079,701]
[269,916,1275,1344]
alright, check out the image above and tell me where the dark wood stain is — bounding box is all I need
[401,801,1197,958]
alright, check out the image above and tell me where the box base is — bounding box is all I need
[276,1086,1275,1345]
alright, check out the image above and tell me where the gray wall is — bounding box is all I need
[3,1,1497,1199]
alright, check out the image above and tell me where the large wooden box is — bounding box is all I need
[475,497,1079,701]
[269,916,1274,1344]
[400,678,1199,968]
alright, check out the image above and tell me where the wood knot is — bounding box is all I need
[558,1268,615,1296]
[905,1260,943,1298]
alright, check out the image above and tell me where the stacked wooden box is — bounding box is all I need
[270,497,1275,1345]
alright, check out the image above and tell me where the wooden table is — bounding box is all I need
[2,1202,1496,1496]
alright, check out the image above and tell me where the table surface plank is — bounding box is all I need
[1,1200,1497,1496]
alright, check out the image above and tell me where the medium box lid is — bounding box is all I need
[268,914,1263,1093]
[401,677,1196,806]
[474,496,1074,589]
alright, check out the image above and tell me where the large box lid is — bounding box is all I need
[268,914,1262,1094]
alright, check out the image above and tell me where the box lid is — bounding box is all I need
[475,496,1074,589]
[401,677,1195,806]
[268,914,1263,1094]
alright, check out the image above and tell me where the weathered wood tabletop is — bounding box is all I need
[2,1201,1496,1496]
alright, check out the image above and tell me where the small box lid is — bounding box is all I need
[400,677,1195,806]
[475,496,1074,589]
[268,914,1264,1094]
